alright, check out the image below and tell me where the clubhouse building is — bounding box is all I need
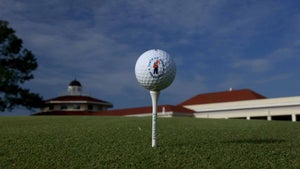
[180,89,300,122]
[36,80,113,115]
[35,80,300,122]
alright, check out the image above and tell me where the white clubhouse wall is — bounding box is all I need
[184,96,300,122]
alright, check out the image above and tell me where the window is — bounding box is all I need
[73,104,80,110]
[88,105,93,111]
[60,105,67,110]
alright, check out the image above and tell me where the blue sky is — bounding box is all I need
[1,0,300,115]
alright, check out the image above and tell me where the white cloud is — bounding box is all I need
[268,47,299,60]
[233,58,272,73]
[255,73,293,84]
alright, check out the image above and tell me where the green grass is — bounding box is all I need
[1,116,300,169]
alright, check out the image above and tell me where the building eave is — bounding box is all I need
[46,100,113,107]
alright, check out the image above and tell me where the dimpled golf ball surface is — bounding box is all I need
[135,49,176,91]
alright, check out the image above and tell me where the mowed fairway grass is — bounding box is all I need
[1,116,300,169]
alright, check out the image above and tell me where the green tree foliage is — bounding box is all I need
[0,20,43,112]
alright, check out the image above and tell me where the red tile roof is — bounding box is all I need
[34,105,195,116]
[101,105,195,116]
[34,111,96,116]
[178,89,266,106]
[46,95,112,106]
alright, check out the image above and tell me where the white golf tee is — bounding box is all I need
[150,90,160,148]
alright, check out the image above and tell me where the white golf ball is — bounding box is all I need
[135,49,176,91]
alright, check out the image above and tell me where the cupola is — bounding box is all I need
[68,79,82,95]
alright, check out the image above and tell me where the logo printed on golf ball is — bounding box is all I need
[147,57,165,79]
[135,49,176,91]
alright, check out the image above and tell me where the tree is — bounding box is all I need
[0,20,43,112]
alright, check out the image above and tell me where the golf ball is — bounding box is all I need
[135,49,176,91]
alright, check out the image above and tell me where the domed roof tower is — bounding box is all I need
[69,79,82,87]
[68,79,82,95]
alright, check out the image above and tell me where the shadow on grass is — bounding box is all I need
[223,139,286,144]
